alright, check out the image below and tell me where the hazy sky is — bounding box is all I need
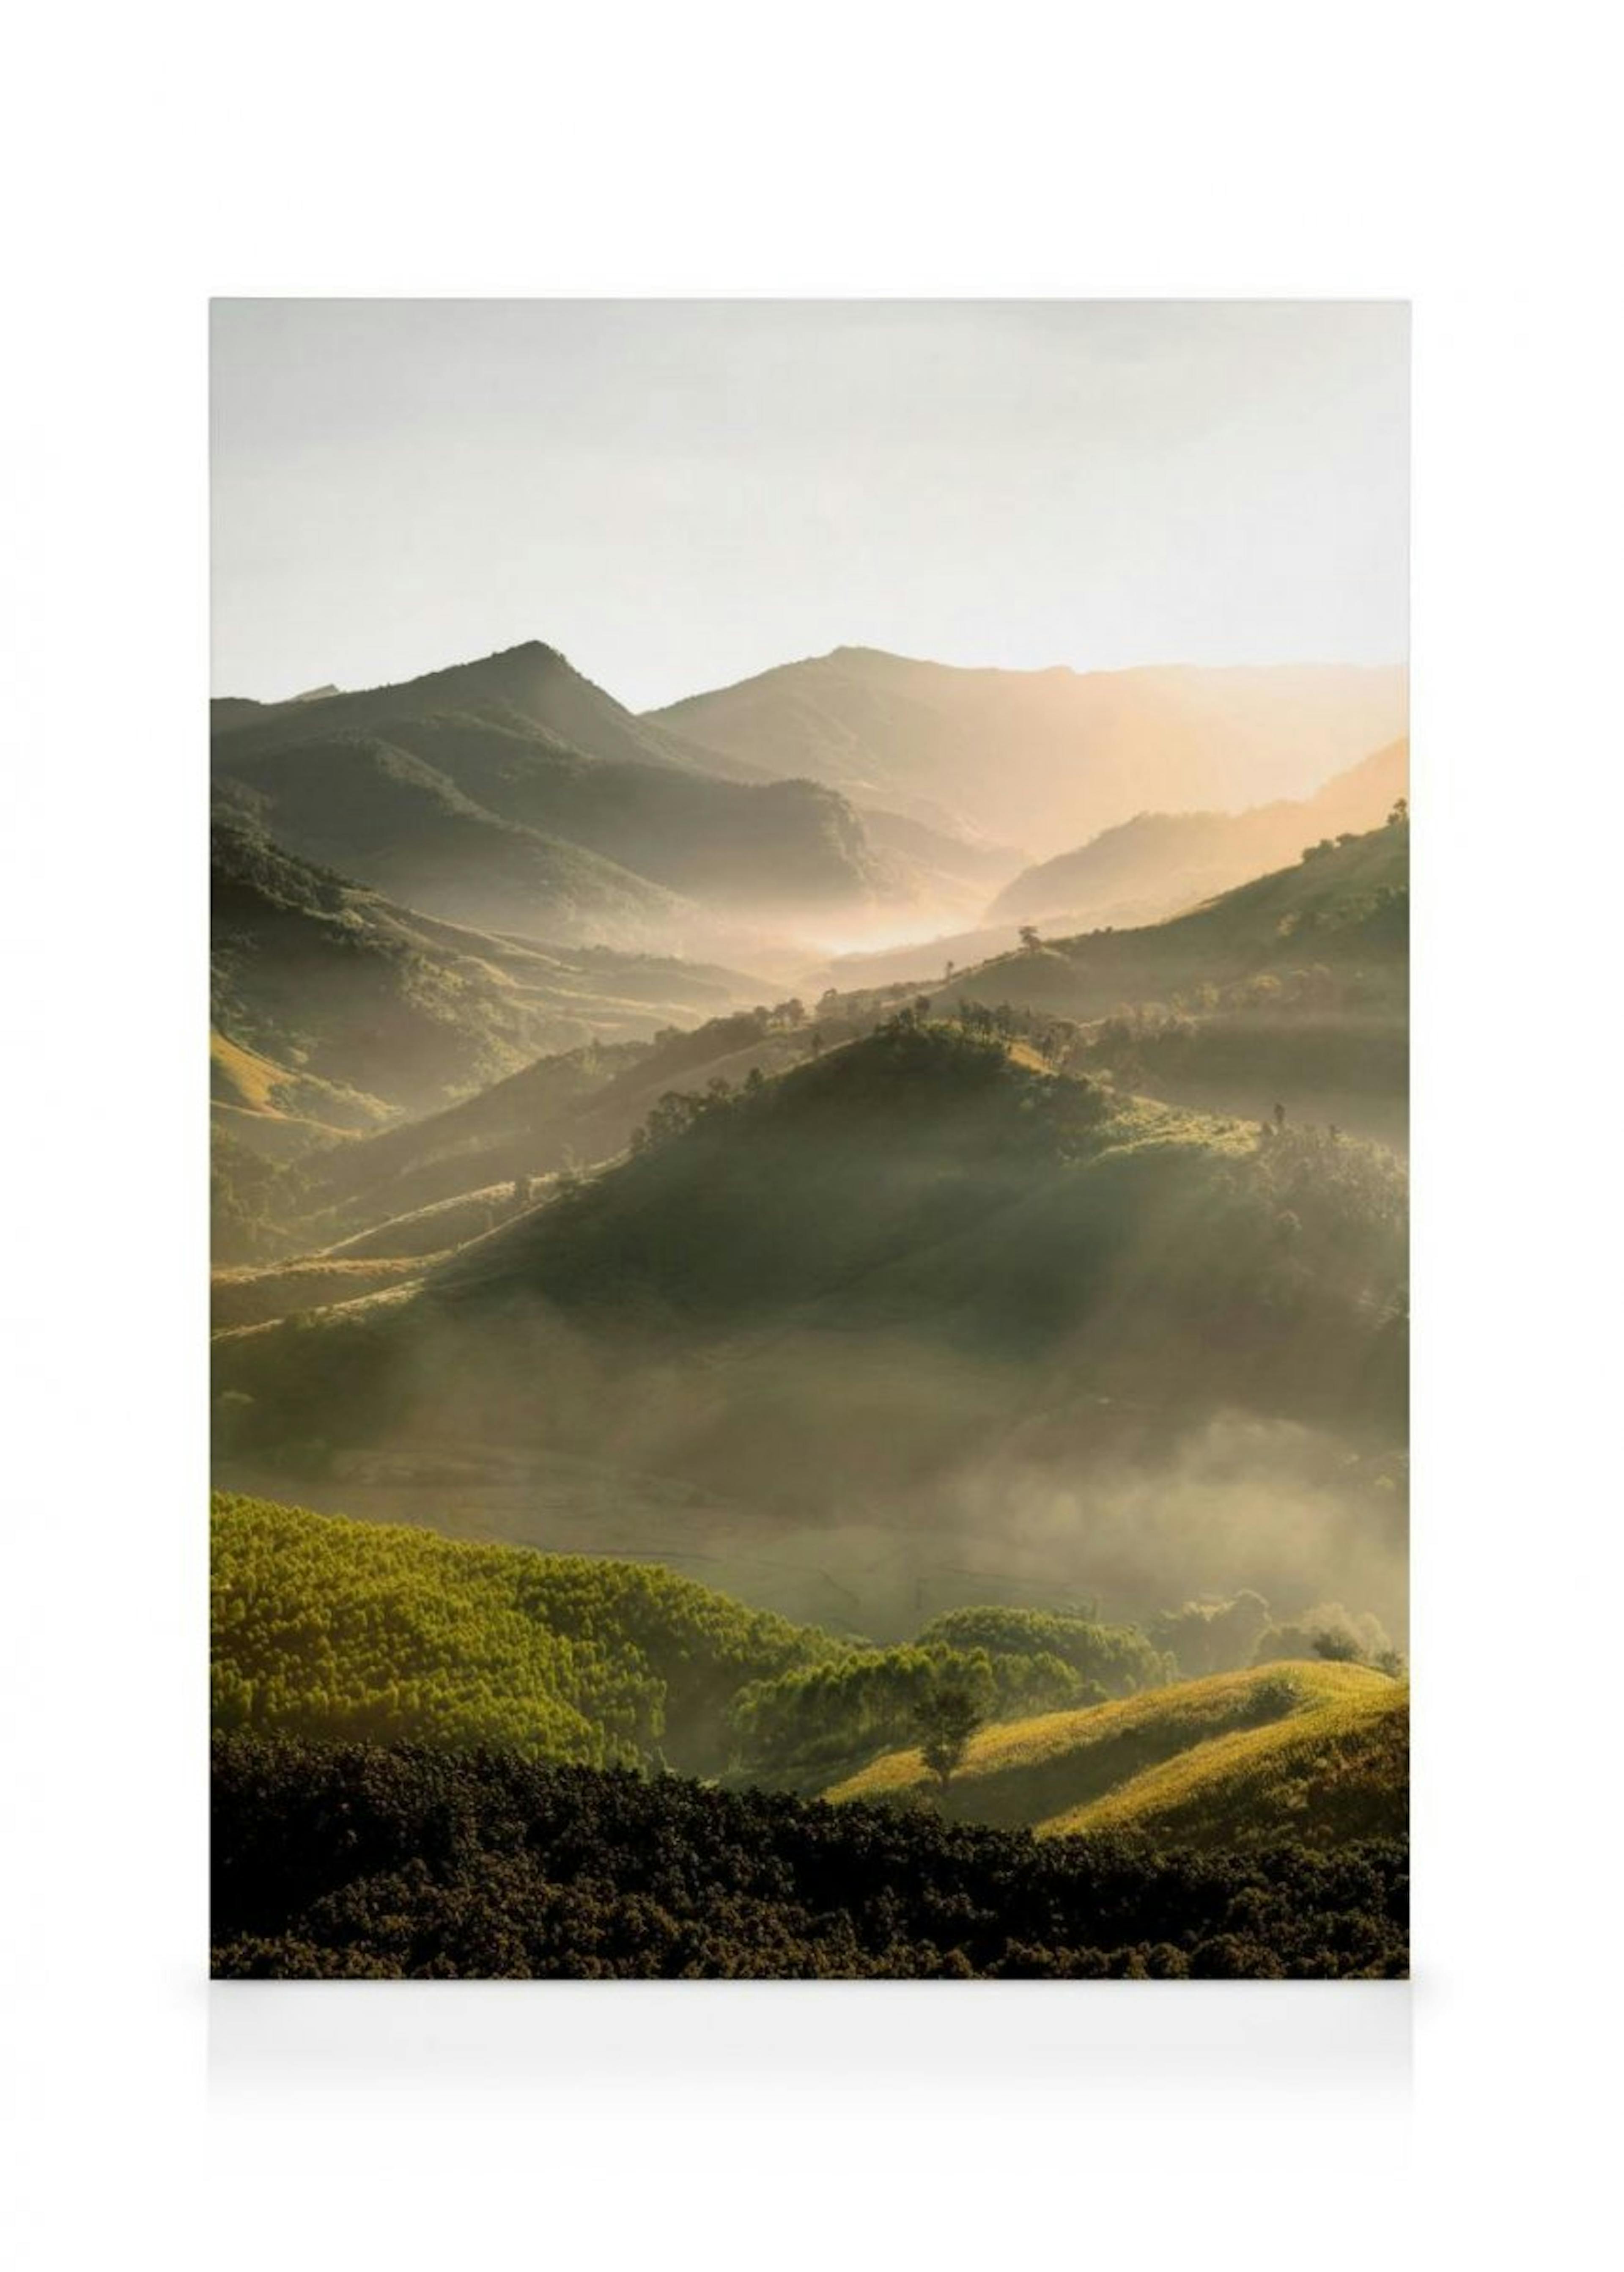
[211,300,1408,711]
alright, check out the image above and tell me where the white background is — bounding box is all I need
[4,3,1620,2264]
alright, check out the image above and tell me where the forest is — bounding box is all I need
[212,1736,1408,1980]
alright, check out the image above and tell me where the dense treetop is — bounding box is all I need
[213,1734,1408,1981]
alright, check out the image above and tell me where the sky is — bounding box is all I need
[211,300,1408,712]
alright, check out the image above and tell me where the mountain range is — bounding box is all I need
[650,646,1408,852]
[213,640,897,952]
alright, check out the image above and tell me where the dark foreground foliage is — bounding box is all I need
[212,1734,1407,1980]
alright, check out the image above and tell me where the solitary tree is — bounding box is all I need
[912,1678,984,1798]
[1018,924,1041,951]
[1388,796,1408,826]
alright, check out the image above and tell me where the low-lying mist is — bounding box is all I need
[215,1283,1407,1651]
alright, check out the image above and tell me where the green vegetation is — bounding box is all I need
[281,996,867,1249]
[1045,1677,1407,1849]
[435,1014,1402,1351]
[205,643,1411,1986]
[212,1735,1408,1978]
[211,1495,839,1771]
[212,817,601,1115]
[211,816,771,1141]
[912,1676,986,1794]
[728,1643,1101,1787]
[935,819,1409,1030]
[825,1660,1402,1848]
[211,1128,294,1266]
[916,1604,1172,1690]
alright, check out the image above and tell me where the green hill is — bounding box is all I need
[942,818,1409,1147]
[211,817,769,1129]
[211,1493,840,1772]
[214,1016,1408,1583]
[938,818,1408,1020]
[825,1660,1405,1848]
[280,1006,828,1246]
[1045,1676,1408,1849]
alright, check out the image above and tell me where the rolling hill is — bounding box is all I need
[211,817,767,1129]
[274,995,883,1247]
[1044,1675,1408,1848]
[211,1492,840,1772]
[213,1016,1408,1629]
[930,817,1410,1147]
[932,815,1409,1024]
[650,647,1408,853]
[826,1659,1406,1849]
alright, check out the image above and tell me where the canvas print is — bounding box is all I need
[210,300,1408,1979]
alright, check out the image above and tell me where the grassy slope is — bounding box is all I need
[825,1661,1404,1848]
[211,1256,435,1333]
[211,1493,839,1772]
[1047,1677,1408,1849]
[210,1027,393,1151]
[934,821,1409,1022]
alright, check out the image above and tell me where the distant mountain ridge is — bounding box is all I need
[990,737,1409,926]
[213,641,900,946]
[215,639,753,779]
[649,647,1408,852]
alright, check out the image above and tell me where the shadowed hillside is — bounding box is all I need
[214,640,904,944]
[211,818,768,1131]
[213,1735,1408,1978]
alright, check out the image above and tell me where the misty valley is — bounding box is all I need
[211,636,1409,1980]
